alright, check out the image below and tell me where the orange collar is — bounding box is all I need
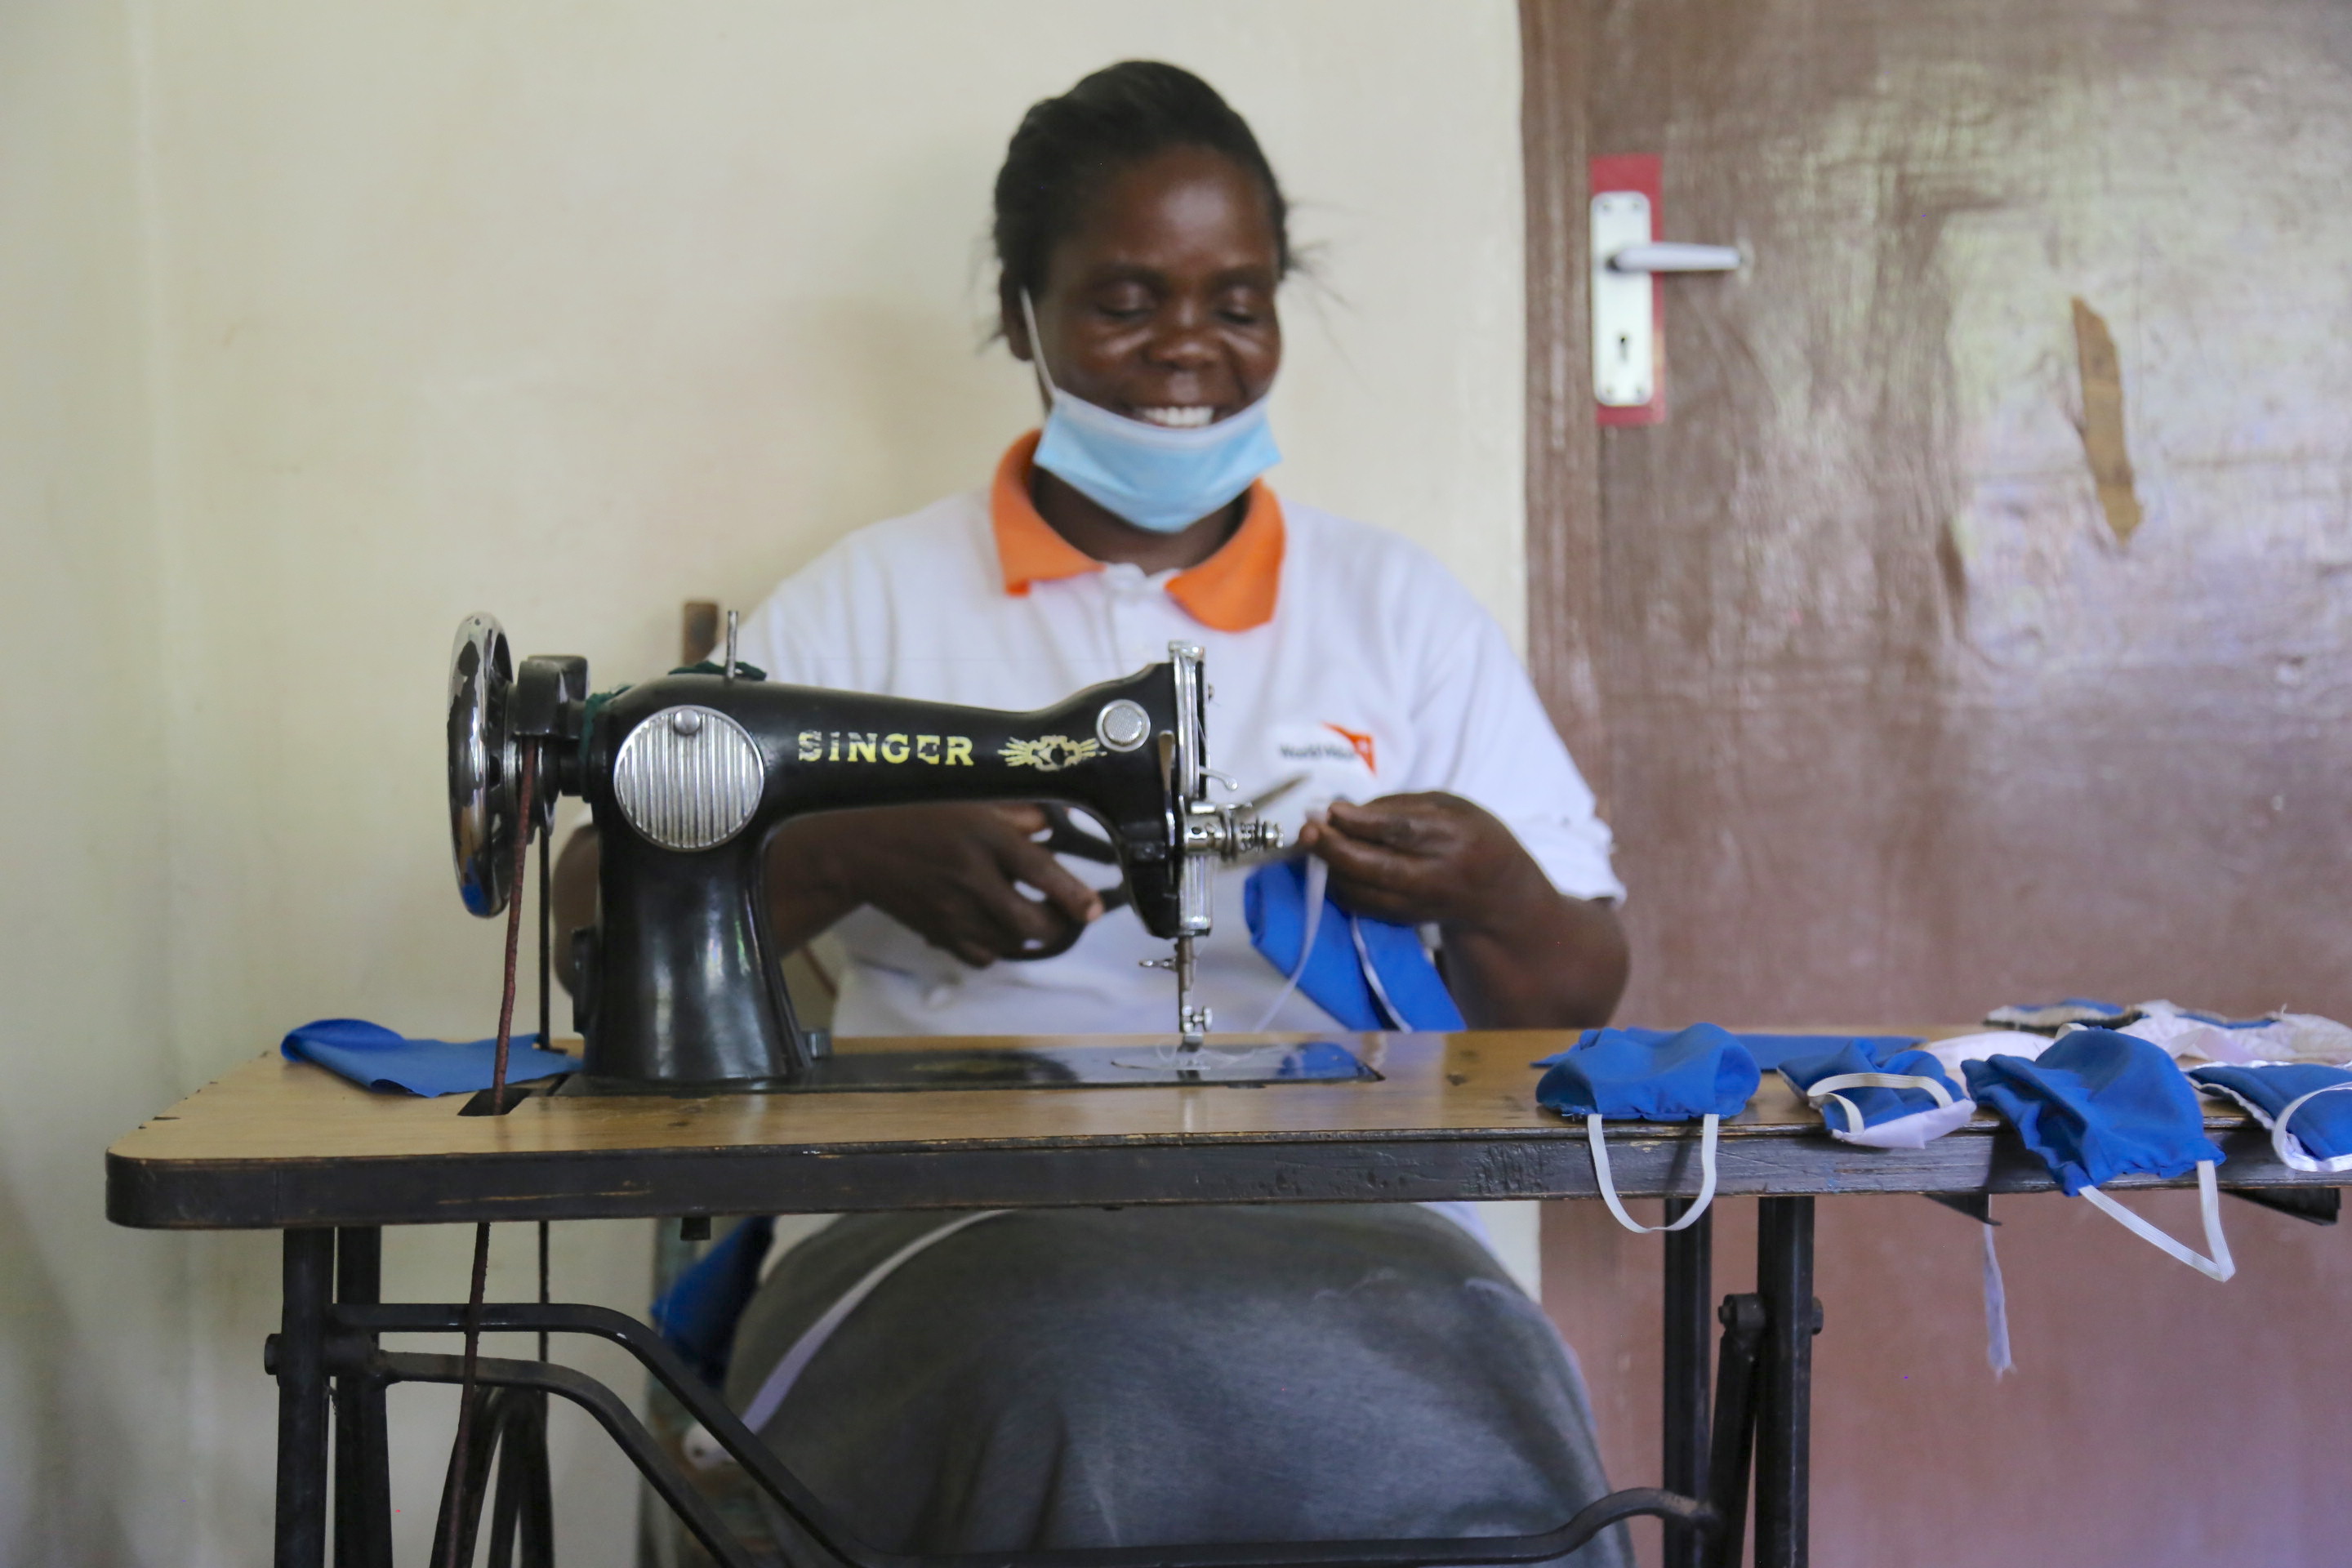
[989,430,1284,633]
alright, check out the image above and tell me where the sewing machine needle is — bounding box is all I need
[1175,934,1204,1057]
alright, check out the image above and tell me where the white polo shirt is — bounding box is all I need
[739,432,1622,1039]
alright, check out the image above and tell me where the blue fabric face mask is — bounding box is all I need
[1776,1042,1976,1151]
[1965,1029,2234,1281]
[2189,1062,2352,1174]
[1534,1023,1761,1235]
[1244,858,1464,1032]
[1564,1027,1925,1071]
[1022,292,1281,535]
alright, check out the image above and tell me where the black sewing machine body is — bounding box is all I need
[576,666,1200,1085]
[446,614,1317,1092]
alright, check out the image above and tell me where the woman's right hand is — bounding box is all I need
[765,803,1105,967]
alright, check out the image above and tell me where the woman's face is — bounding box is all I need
[1009,145,1282,425]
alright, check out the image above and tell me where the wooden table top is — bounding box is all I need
[106,1029,2301,1231]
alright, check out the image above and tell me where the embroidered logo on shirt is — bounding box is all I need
[1323,724,1377,774]
[1000,735,1102,771]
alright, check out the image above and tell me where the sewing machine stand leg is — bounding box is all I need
[332,1228,394,1568]
[1663,1197,1820,1568]
[270,1213,1745,1568]
[274,1230,334,1568]
[1662,1201,1713,1568]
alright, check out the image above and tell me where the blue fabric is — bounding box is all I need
[1776,1043,1964,1130]
[1535,1022,1760,1122]
[1549,1027,1922,1074]
[2171,1010,2275,1031]
[1962,1029,2223,1196]
[1243,860,1465,1031]
[1984,999,2132,1031]
[1032,382,1281,534]
[2189,1063,2352,1161]
[1275,1040,1376,1080]
[653,1216,776,1387]
[279,1018,575,1097]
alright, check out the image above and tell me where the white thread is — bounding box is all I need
[1980,1222,2012,1378]
[1250,856,1329,1033]
[1587,1113,1719,1235]
[739,1210,1009,1432]
[2078,1161,2234,1281]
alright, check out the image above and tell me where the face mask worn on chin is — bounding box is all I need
[1020,292,1281,535]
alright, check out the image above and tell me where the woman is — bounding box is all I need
[695,62,1631,1561]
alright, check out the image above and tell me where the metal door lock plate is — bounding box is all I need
[1592,190,1657,408]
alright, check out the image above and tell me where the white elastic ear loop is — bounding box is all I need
[1980,1221,2014,1377]
[2268,1080,2352,1174]
[1250,855,1328,1033]
[2078,1161,2235,1281]
[1018,289,1065,401]
[1802,1070,1953,1135]
[1587,1113,1719,1235]
[1349,913,1407,1031]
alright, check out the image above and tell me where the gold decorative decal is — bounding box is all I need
[1001,735,1102,771]
[798,731,973,764]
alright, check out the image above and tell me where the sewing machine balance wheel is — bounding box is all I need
[447,611,534,918]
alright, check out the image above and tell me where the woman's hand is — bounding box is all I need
[765,803,1105,968]
[1298,794,1628,1029]
[549,805,1107,994]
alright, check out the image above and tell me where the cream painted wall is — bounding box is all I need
[3,3,1531,1562]
[0,5,194,1563]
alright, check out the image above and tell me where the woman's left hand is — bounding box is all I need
[1298,794,1537,929]
[1298,793,1628,1028]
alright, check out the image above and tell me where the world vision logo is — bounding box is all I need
[1001,735,1101,771]
[1273,724,1377,774]
[1324,724,1376,773]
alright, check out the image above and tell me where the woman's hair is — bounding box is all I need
[992,61,1290,303]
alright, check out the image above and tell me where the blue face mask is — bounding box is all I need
[1965,1030,2235,1281]
[1533,1023,1762,1236]
[1243,858,1465,1034]
[2189,1062,2352,1173]
[1776,1042,1976,1150]
[1022,292,1281,535]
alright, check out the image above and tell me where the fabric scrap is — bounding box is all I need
[280,1018,574,1097]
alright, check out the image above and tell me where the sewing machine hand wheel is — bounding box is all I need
[448,612,524,917]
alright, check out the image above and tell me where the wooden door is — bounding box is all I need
[1532,0,2352,1025]
[1524,2,2352,1564]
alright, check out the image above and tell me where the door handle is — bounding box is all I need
[1592,190,1743,408]
[1606,242,1741,274]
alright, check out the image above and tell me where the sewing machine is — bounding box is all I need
[445,612,1355,1092]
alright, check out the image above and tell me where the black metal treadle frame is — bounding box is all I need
[266,1208,1820,1568]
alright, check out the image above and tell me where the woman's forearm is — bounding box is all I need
[760,818,864,955]
[551,821,859,998]
[1440,885,1628,1030]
